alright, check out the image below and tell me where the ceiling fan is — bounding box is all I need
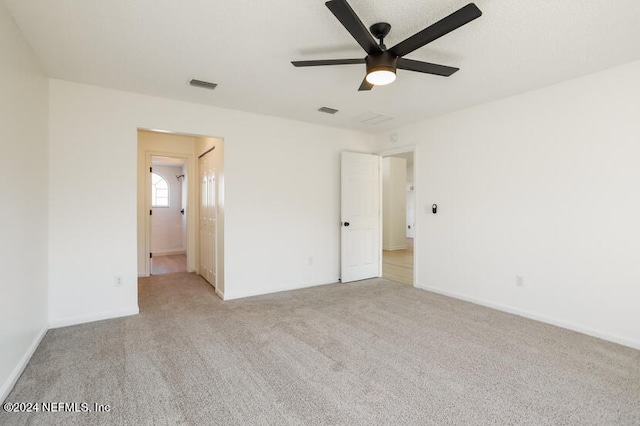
[292,0,482,91]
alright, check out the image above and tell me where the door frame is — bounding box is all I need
[376,145,419,287]
[144,151,196,277]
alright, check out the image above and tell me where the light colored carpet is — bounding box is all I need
[2,273,639,425]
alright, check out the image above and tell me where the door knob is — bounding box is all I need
[343,222,350,227]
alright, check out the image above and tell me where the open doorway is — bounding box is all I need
[381,150,415,285]
[150,156,187,275]
[137,129,226,297]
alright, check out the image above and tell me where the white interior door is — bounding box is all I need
[341,151,381,283]
[199,153,216,287]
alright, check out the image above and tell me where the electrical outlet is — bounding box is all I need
[516,275,524,287]
[114,276,124,287]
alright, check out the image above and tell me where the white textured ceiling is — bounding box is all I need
[4,0,640,132]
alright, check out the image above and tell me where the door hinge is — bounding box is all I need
[150,167,152,172]
[149,210,152,215]
[150,253,153,259]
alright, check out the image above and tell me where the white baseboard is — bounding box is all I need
[383,245,407,251]
[415,284,640,351]
[1,327,47,403]
[223,279,335,301]
[215,287,224,299]
[49,307,139,329]
[152,250,186,257]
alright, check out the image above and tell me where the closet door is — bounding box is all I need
[199,153,216,287]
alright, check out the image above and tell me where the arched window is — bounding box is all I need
[151,172,170,207]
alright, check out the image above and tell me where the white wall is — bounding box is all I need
[0,1,49,401]
[406,189,415,238]
[49,79,375,326]
[375,60,640,349]
[151,165,185,255]
[406,162,415,238]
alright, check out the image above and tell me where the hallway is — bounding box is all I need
[382,237,413,285]
[151,254,187,275]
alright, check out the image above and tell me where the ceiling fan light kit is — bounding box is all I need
[365,69,395,85]
[365,52,397,85]
[291,0,482,91]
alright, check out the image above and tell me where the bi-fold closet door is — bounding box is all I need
[199,152,216,287]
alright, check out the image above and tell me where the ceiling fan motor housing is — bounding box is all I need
[366,51,398,75]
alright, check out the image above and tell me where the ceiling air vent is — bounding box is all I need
[189,79,217,90]
[318,106,339,115]
[353,111,393,125]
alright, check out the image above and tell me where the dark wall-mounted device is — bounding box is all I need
[432,204,437,214]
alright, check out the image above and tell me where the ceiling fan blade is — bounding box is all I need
[358,77,373,91]
[325,0,382,55]
[397,58,459,77]
[389,3,482,57]
[292,58,365,67]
